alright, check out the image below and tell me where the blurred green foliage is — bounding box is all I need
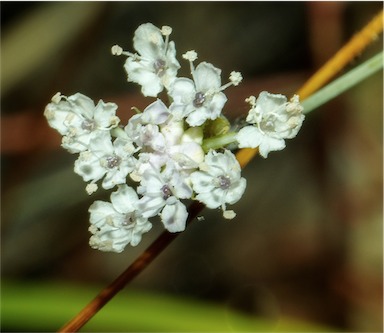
[1,280,332,332]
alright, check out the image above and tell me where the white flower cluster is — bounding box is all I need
[44,23,304,253]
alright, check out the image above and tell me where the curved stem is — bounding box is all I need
[58,10,383,333]
[58,202,205,332]
[297,10,383,100]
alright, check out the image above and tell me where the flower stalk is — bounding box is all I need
[202,131,237,152]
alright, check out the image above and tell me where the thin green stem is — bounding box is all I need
[202,131,237,152]
[301,51,383,113]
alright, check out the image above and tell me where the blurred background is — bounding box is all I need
[1,2,383,332]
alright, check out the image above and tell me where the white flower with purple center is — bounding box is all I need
[236,92,305,158]
[124,99,169,150]
[137,164,192,232]
[112,23,180,97]
[74,131,136,192]
[190,149,246,218]
[88,185,152,252]
[168,51,242,127]
[44,93,119,153]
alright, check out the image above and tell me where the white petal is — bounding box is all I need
[185,109,208,127]
[88,131,114,154]
[44,102,71,135]
[130,221,152,246]
[206,92,227,119]
[133,23,164,59]
[190,171,215,193]
[141,100,170,125]
[110,185,138,214]
[236,126,263,149]
[193,62,221,92]
[161,201,188,232]
[125,58,163,97]
[74,151,105,182]
[225,178,247,205]
[89,201,116,227]
[93,100,119,128]
[138,196,165,218]
[195,188,222,209]
[256,91,287,116]
[68,93,96,119]
[258,137,286,158]
[169,78,196,103]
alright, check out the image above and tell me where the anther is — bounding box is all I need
[111,45,123,56]
[182,50,198,62]
[51,92,62,104]
[217,175,231,190]
[153,59,166,76]
[193,92,206,108]
[161,26,172,36]
[161,184,173,200]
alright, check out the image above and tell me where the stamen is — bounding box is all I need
[160,26,172,53]
[219,71,243,92]
[111,44,135,57]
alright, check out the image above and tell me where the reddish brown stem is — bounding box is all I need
[58,201,205,332]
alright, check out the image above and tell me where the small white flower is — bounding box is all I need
[169,56,242,127]
[125,99,170,150]
[74,131,136,190]
[168,61,228,126]
[88,185,152,252]
[190,150,246,218]
[115,23,180,97]
[137,164,192,232]
[236,91,305,158]
[44,93,120,153]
